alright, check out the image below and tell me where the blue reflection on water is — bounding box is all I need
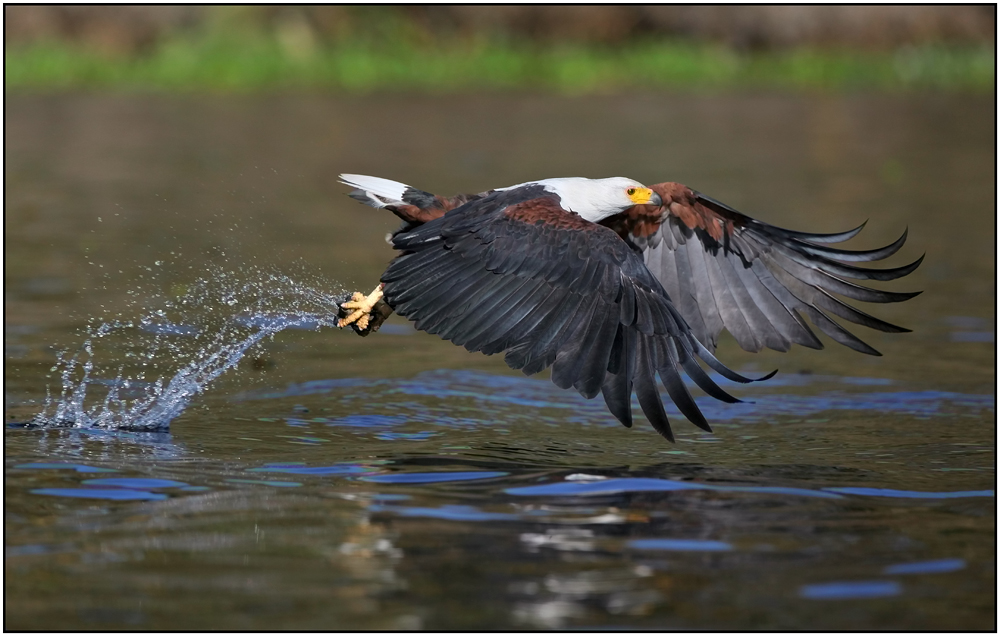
[15,463,117,473]
[81,478,188,489]
[374,431,439,441]
[883,558,966,575]
[799,580,901,600]
[369,504,521,521]
[281,435,326,443]
[249,463,376,475]
[31,488,167,501]
[507,478,703,496]
[713,485,843,498]
[361,471,509,484]
[311,414,409,428]
[824,487,995,499]
[627,538,733,552]
[224,479,302,487]
[506,478,843,499]
[370,493,412,501]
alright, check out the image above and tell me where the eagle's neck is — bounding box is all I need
[512,177,628,223]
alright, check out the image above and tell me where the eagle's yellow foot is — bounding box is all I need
[337,285,384,330]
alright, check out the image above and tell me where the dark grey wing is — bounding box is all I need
[631,183,922,356]
[382,186,769,441]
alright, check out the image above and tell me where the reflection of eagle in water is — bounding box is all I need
[336,174,921,442]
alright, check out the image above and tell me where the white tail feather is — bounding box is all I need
[338,173,413,208]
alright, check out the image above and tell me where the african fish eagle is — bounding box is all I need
[335,174,921,442]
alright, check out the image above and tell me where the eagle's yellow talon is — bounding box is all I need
[337,285,384,329]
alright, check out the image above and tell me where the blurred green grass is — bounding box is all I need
[5,33,994,93]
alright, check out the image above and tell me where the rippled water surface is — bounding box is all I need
[5,93,995,630]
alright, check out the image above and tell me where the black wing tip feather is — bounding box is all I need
[652,419,675,443]
[600,376,634,429]
[782,226,911,264]
[850,337,882,356]
[848,255,924,282]
[760,219,870,245]
[634,349,675,442]
[638,386,675,441]
[657,365,712,433]
[874,289,923,303]
[779,239,923,283]
[693,338,774,385]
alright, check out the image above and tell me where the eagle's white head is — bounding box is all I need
[513,177,662,223]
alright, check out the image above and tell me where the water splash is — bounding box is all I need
[30,266,346,432]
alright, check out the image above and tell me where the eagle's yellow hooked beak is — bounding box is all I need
[626,187,662,206]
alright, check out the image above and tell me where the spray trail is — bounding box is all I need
[32,266,347,432]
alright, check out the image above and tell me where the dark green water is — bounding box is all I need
[5,93,995,630]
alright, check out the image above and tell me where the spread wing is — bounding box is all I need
[382,186,768,441]
[601,183,923,356]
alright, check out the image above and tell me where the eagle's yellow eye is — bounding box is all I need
[626,188,636,196]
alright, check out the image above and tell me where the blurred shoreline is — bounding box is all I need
[5,6,995,93]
